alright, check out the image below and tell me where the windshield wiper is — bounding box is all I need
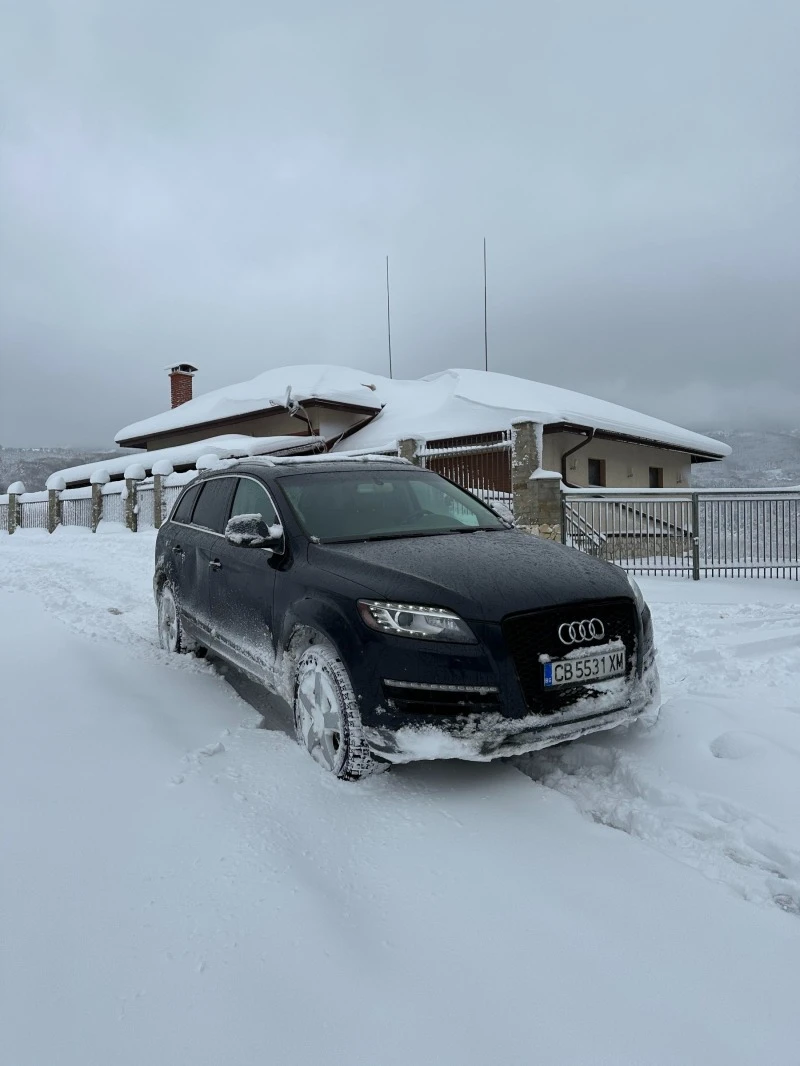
[320,526,505,544]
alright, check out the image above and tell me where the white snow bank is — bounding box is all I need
[49,434,325,487]
[0,556,798,1065]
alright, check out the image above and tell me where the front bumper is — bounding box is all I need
[363,655,661,764]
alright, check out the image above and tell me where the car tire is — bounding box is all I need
[293,641,378,781]
[157,583,189,654]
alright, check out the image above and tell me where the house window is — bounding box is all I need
[587,458,606,487]
[649,466,664,488]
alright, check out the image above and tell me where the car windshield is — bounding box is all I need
[279,469,508,542]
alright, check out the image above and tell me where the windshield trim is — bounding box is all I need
[312,526,510,545]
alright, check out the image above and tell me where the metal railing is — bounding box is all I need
[563,488,800,579]
[417,431,514,516]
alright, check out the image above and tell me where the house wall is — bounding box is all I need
[142,405,368,451]
[542,432,692,488]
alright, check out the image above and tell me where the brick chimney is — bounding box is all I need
[168,363,198,408]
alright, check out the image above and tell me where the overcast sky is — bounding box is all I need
[1,1,798,448]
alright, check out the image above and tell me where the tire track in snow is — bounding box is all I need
[516,734,800,915]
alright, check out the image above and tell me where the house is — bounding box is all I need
[50,363,729,491]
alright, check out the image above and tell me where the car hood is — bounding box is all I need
[308,529,633,622]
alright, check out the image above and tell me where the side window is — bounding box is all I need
[191,478,235,533]
[230,478,278,525]
[172,483,201,523]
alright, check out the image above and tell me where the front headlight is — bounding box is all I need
[357,600,477,643]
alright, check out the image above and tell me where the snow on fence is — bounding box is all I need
[60,487,93,528]
[2,471,201,536]
[563,488,800,580]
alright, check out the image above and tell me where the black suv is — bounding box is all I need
[154,457,660,779]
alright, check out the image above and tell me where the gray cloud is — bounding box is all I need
[1,0,798,447]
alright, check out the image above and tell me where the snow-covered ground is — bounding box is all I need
[1,528,798,1066]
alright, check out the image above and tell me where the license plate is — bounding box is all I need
[542,649,626,688]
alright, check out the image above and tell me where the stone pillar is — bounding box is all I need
[398,438,423,466]
[8,492,19,534]
[511,420,542,529]
[153,474,164,529]
[511,420,562,539]
[91,484,103,532]
[47,489,62,533]
[124,479,138,532]
[528,471,563,542]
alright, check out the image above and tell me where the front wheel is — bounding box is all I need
[293,642,379,781]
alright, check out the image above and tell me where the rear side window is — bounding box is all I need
[172,483,201,523]
[191,478,235,533]
[230,478,278,525]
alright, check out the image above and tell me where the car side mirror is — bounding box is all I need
[225,514,284,552]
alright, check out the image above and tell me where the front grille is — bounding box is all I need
[382,681,501,716]
[502,598,638,714]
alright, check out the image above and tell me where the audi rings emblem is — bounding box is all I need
[558,618,605,645]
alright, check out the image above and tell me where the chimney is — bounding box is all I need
[168,363,198,408]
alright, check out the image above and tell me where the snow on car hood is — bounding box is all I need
[309,529,633,622]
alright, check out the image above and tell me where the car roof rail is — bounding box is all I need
[240,453,411,468]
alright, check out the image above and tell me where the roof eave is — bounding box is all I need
[543,422,728,462]
[116,397,382,449]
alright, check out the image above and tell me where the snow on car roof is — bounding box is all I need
[115,364,729,459]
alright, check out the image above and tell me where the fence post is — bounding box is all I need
[398,438,422,466]
[153,474,164,529]
[91,485,102,532]
[125,479,138,532]
[47,489,62,533]
[7,482,24,534]
[691,492,701,581]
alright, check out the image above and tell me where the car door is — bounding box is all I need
[165,481,205,628]
[187,476,237,641]
[207,475,280,680]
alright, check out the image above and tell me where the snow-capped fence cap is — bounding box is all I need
[124,463,147,481]
[196,453,221,471]
[151,459,174,476]
[46,474,67,491]
[90,468,111,485]
[7,481,25,495]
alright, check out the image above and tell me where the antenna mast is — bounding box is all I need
[386,255,393,379]
[483,237,488,372]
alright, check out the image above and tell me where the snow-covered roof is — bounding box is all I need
[48,435,324,488]
[115,364,730,461]
[337,368,730,459]
[116,365,383,445]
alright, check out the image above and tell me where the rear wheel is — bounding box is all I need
[157,584,186,653]
[293,642,378,781]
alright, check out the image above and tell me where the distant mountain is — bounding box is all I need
[0,446,135,493]
[692,430,800,488]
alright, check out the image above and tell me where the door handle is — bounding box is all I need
[208,559,222,571]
